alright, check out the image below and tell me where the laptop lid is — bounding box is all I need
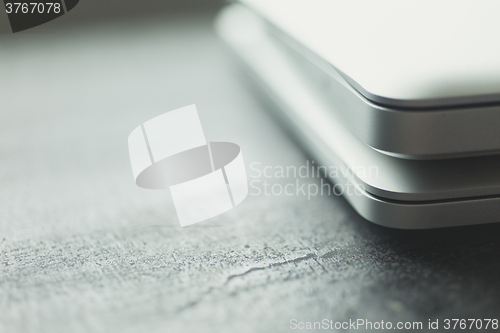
[240,0,500,109]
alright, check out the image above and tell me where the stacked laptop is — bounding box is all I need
[215,1,500,229]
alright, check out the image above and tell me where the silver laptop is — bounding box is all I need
[216,4,500,229]
[229,0,500,160]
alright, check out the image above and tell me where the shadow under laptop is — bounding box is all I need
[320,192,500,320]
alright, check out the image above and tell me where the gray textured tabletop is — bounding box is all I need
[1,13,500,333]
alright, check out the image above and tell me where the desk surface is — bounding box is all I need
[1,14,500,333]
